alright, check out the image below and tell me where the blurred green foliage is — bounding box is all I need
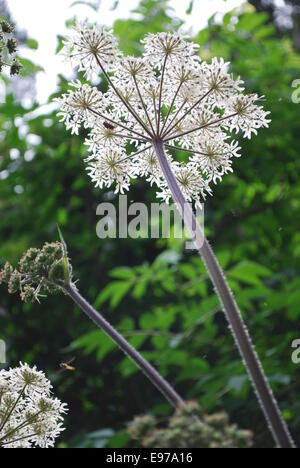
[0,0,300,448]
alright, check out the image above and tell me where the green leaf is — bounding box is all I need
[227,261,271,286]
[107,431,130,448]
[95,281,133,309]
[56,35,65,55]
[180,263,196,280]
[109,267,135,280]
[26,38,39,50]
[74,330,102,354]
[228,375,248,393]
[186,0,194,15]
[236,12,269,33]
[176,359,210,382]
[132,279,148,299]
[18,58,44,74]
[57,225,71,284]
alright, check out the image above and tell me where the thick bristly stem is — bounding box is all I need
[64,284,185,410]
[153,138,296,449]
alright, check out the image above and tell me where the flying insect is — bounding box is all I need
[59,357,76,373]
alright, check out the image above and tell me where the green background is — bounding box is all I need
[0,0,299,448]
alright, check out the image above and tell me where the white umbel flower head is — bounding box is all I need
[189,137,241,184]
[57,24,271,205]
[62,21,119,79]
[0,363,68,449]
[8,362,52,395]
[158,163,212,208]
[142,32,200,67]
[87,147,137,193]
[56,80,104,135]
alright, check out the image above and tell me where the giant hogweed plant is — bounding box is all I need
[54,23,295,448]
[1,239,257,447]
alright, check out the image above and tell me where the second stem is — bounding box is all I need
[64,283,185,410]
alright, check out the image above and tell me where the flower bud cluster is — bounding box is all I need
[0,20,22,76]
[0,242,71,303]
[128,401,253,448]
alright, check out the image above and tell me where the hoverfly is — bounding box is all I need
[103,121,116,130]
[59,357,76,373]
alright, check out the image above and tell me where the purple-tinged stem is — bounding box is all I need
[153,138,296,449]
[64,283,185,410]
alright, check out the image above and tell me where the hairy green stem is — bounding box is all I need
[153,138,296,449]
[64,284,185,410]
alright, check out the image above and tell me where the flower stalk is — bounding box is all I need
[153,138,295,449]
[63,282,185,410]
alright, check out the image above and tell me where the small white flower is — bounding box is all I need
[85,124,127,158]
[190,137,241,184]
[106,84,139,117]
[203,58,244,105]
[157,163,211,209]
[173,163,212,205]
[227,94,271,139]
[142,32,199,67]
[87,148,136,194]
[56,80,104,135]
[62,22,119,79]
[187,108,222,138]
[0,364,68,449]
[113,56,153,84]
[9,362,52,396]
[133,146,170,186]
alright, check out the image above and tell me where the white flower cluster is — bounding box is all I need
[57,23,271,205]
[0,363,68,448]
[62,22,119,79]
